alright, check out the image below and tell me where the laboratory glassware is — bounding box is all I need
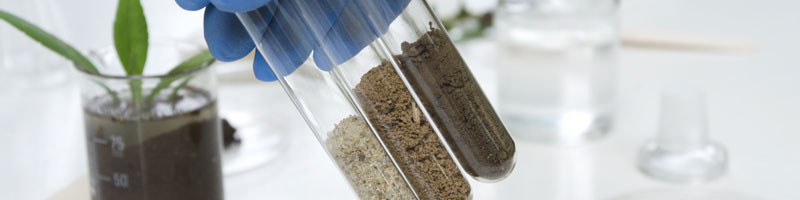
[236,17,425,198]
[638,88,728,183]
[78,43,223,200]
[234,0,517,198]
[368,0,517,182]
[494,0,619,145]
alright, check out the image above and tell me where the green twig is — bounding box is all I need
[0,9,120,100]
[93,80,121,103]
[2,5,212,106]
[145,77,179,103]
[129,80,143,105]
[168,76,193,102]
[144,50,214,104]
[0,9,98,73]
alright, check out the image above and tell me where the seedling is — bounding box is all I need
[0,0,214,105]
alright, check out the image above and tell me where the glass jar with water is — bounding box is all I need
[494,0,619,145]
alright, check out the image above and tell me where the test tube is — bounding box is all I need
[236,0,477,198]
[363,0,517,182]
[235,4,421,199]
[236,0,519,197]
[305,9,473,200]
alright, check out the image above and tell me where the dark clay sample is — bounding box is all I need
[222,118,241,148]
[397,27,516,181]
[355,60,471,200]
[84,99,223,200]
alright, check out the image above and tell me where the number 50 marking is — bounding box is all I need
[113,172,129,188]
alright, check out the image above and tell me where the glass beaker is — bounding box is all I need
[494,0,619,145]
[78,42,223,200]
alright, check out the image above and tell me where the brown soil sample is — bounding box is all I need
[325,116,416,200]
[397,26,516,181]
[83,93,223,200]
[355,60,471,200]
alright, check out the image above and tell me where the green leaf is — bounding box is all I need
[0,10,121,101]
[93,80,121,103]
[168,76,194,102]
[144,50,215,103]
[0,9,97,73]
[167,50,214,74]
[114,0,148,76]
[145,76,179,103]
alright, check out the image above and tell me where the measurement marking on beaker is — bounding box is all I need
[110,135,125,158]
[97,172,130,189]
[110,135,125,151]
[112,172,130,188]
[93,137,108,145]
[97,174,112,182]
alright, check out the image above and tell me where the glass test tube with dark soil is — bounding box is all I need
[367,0,517,182]
[394,27,517,181]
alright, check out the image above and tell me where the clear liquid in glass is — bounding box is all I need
[494,6,618,145]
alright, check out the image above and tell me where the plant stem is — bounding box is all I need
[168,76,193,102]
[144,50,214,104]
[94,80,121,103]
[145,77,178,103]
[129,80,143,106]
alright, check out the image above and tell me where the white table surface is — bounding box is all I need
[2,0,799,199]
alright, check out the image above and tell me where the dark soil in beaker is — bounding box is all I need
[83,89,223,200]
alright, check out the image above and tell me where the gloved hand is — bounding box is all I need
[175,0,409,81]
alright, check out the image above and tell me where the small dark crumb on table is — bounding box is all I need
[222,119,240,148]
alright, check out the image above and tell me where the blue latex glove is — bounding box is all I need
[175,0,409,82]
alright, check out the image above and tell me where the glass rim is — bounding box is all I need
[77,40,215,80]
[76,60,215,81]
